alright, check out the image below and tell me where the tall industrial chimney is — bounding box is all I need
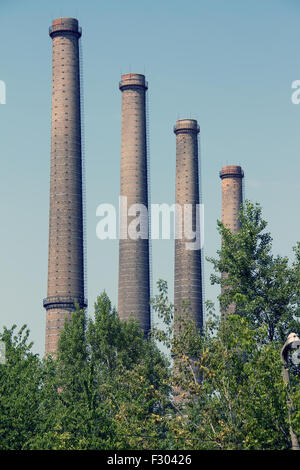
[118,73,150,334]
[219,165,244,233]
[174,119,203,331]
[219,165,244,316]
[43,18,87,356]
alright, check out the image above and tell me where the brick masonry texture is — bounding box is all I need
[44,18,86,356]
[174,119,203,330]
[118,74,150,334]
[220,165,244,233]
[219,165,244,315]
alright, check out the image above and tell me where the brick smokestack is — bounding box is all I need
[118,73,150,334]
[174,119,203,330]
[219,165,244,316]
[219,165,244,233]
[43,18,87,356]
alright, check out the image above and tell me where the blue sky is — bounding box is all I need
[0,0,299,355]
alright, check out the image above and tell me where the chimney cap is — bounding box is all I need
[219,165,244,179]
[119,73,148,90]
[174,119,200,134]
[49,17,82,38]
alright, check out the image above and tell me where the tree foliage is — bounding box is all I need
[0,294,171,450]
[164,303,291,449]
[0,325,43,449]
[0,201,299,449]
[208,201,300,342]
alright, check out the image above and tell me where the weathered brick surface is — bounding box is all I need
[219,165,244,315]
[118,74,150,334]
[44,18,86,356]
[174,119,203,331]
[219,165,244,233]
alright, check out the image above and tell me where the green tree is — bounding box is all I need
[151,283,292,450]
[149,201,300,449]
[208,201,300,342]
[27,293,171,450]
[1,200,299,450]
[0,325,42,449]
[28,305,116,450]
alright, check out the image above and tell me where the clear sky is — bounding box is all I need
[0,0,299,356]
